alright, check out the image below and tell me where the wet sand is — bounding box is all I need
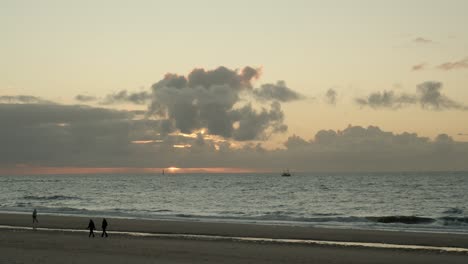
[1,213,468,263]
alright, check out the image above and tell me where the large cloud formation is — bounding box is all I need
[356,81,468,110]
[148,66,295,141]
[280,125,468,171]
[1,102,467,172]
[0,103,135,167]
[2,67,467,172]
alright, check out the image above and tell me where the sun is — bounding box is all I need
[167,166,180,173]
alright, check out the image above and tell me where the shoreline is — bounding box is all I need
[2,209,468,235]
[2,209,468,237]
[2,224,468,254]
[2,212,468,249]
[2,212,468,263]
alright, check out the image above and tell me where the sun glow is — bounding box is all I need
[167,166,180,173]
[0,165,271,175]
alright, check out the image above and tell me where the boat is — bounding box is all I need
[281,169,291,177]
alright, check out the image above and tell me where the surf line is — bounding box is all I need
[1,225,467,254]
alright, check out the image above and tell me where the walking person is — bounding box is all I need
[101,218,108,237]
[32,209,38,230]
[87,219,96,238]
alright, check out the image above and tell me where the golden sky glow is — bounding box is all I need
[2,1,467,143]
[1,1,468,173]
[0,166,269,175]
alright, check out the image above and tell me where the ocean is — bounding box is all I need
[1,171,467,233]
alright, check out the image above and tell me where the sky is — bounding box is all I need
[1,0,468,173]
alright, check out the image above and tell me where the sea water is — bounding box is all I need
[1,172,467,233]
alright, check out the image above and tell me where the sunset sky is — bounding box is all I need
[1,0,468,173]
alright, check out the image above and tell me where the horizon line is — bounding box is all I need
[0,166,275,175]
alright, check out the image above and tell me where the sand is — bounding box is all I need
[1,212,468,263]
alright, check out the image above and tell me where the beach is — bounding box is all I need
[1,213,468,263]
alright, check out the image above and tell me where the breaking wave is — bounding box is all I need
[23,195,81,201]
[443,208,464,215]
[440,217,468,226]
[366,216,436,224]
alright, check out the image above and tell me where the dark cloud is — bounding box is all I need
[411,63,427,71]
[253,81,304,102]
[101,90,151,105]
[186,66,260,90]
[148,66,292,141]
[284,134,310,149]
[356,81,468,111]
[75,95,97,102]
[0,103,136,167]
[325,89,337,105]
[413,37,433,44]
[1,104,467,172]
[417,81,467,110]
[355,90,416,109]
[437,57,468,71]
[280,125,468,171]
[0,95,53,104]
[231,102,287,141]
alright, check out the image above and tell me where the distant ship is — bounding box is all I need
[281,169,291,177]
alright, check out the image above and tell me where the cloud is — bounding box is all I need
[0,95,53,104]
[411,63,427,71]
[230,101,287,141]
[437,57,468,71]
[1,104,467,172]
[185,66,260,90]
[253,81,304,102]
[356,81,468,111]
[101,90,151,105]
[417,81,467,110]
[75,95,97,102]
[355,91,416,109]
[148,66,294,141]
[413,37,433,44]
[325,89,337,105]
[0,103,137,167]
[280,125,468,171]
[284,134,310,149]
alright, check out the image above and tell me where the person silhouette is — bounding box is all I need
[32,209,38,230]
[101,218,108,237]
[87,219,96,238]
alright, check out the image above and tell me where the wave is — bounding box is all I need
[366,216,435,224]
[23,195,81,201]
[443,208,463,215]
[3,202,468,230]
[15,202,32,208]
[168,212,366,225]
[440,217,468,226]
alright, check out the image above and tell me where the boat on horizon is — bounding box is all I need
[281,169,291,177]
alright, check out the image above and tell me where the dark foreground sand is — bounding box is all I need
[1,213,468,263]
